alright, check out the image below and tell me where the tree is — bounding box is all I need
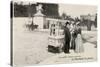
[80,14,94,31]
[41,3,59,18]
[13,2,59,17]
[14,2,28,17]
[94,14,97,28]
[61,13,67,20]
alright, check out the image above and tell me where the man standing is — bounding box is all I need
[63,22,71,53]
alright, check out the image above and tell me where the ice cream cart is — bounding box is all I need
[48,19,65,53]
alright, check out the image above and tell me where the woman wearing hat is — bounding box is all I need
[75,22,84,53]
[70,21,76,50]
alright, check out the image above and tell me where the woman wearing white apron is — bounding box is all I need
[75,23,84,53]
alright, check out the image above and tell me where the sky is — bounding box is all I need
[58,4,97,18]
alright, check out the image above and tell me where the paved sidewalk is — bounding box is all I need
[39,42,97,64]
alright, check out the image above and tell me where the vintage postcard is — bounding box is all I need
[11,0,97,66]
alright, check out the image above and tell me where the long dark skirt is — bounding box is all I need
[63,41,70,53]
[71,37,76,50]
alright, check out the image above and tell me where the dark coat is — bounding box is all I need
[63,26,71,53]
[64,26,71,42]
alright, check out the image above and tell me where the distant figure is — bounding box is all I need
[63,22,71,53]
[75,22,84,53]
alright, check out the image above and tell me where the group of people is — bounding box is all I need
[63,21,84,54]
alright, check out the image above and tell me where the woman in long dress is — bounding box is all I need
[70,21,77,50]
[75,24,84,53]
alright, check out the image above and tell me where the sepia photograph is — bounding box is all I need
[11,0,97,66]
